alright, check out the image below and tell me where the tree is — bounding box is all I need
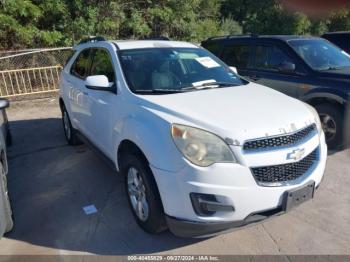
[221,17,243,35]
[1,0,350,50]
[119,0,222,42]
[0,0,42,49]
[327,9,350,32]
[220,0,312,35]
[310,20,328,36]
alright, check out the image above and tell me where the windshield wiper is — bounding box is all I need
[133,89,188,94]
[181,81,237,91]
[321,66,350,71]
[133,82,238,94]
[324,67,341,71]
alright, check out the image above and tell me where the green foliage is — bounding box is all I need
[221,17,243,35]
[1,0,350,49]
[310,20,329,36]
[328,9,350,32]
[221,0,312,35]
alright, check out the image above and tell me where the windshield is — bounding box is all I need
[288,39,350,71]
[118,47,246,94]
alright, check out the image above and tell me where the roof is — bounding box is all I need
[204,34,320,43]
[259,35,318,41]
[111,40,198,50]
[323,31,350,35]
[74,37,198,51]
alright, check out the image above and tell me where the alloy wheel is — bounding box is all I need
[319,113,337,141]
[127,166,149,221]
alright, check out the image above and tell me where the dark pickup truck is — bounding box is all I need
[202,35,350,149]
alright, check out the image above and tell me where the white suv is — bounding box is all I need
[59,37,327,237]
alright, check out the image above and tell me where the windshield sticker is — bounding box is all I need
[195,57,220,68]
[178,52,199,59]
[192,79,216,87]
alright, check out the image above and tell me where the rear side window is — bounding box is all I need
[90,49,115,82]
[222,45,250,68]
[70,49,93,79]
[254,45,293,71]
[64,50,76,66]
[202,41,221,56]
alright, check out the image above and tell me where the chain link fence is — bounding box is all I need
[0,47,73,98]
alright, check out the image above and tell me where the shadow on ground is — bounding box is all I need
[5,117,201,255]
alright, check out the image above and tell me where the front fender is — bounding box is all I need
[113,112,185,172]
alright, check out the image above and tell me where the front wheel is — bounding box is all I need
[0,162,13,233]
[122,153,167,234]
[314,103,344,150]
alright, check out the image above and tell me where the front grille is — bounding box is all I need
[243,124,316,151]
[251,147,318,184]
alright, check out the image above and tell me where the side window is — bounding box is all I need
[222,44,250,68]
[202,41,221,56]
[70,49,93,79]
[90,49,115,82]
[255,45,293,71]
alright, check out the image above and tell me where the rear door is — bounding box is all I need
[66,48,94,136]
[248,41,307,98]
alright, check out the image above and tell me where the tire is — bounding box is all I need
[314,103,344,150]
[0,162,13,233]
[121,153,167,234]
[61,106,81,146]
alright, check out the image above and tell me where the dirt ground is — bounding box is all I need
[0,97,349,255]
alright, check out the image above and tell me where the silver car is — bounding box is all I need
[0,98,13,237]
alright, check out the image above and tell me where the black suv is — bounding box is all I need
[322,32,350,54]
[202,35,350,149]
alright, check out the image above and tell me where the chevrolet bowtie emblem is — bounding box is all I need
[287,148,305,161]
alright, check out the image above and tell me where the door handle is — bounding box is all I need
[83,92,89,96]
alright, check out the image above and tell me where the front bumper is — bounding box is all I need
[166,180,319,238]
[166,206,285,238]
[151,132,327,238]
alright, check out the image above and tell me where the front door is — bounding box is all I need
[248,43,306,98]
[82,48,118,158]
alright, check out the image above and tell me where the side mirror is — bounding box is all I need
[278,62,296,74]
[85,75,115,92]
[229,66,238,74]
[0,99,9,110]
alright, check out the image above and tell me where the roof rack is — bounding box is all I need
[140,36,170,41]
[78,36,106,45]
[206,33,259,41]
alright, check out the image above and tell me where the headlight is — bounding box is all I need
[305,103,322,134]
[171,124,236,167]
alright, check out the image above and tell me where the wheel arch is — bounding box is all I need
[113,116,184,173]
[117,139,149,171]
[303,93,346,113]
[59,97,65,111]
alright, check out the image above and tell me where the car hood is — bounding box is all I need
[317,67,350,82]
[137,82,315,144]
